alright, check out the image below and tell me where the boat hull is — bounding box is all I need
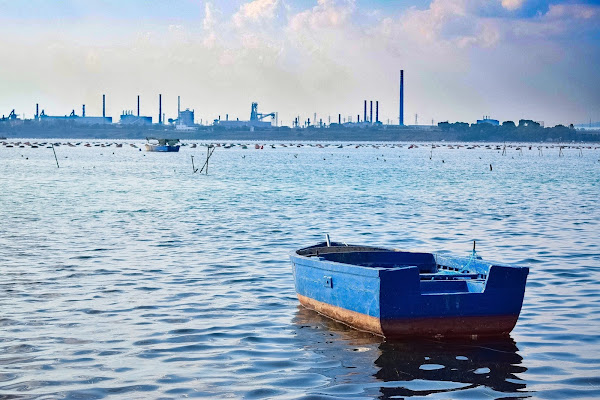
[298,294,519,338]
[291,244,528,338]
[145,144,180,152]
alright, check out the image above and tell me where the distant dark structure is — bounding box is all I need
[158,94,162,125]
[399,69,404,126]
[477,116,499,126]
[102,94,106,118]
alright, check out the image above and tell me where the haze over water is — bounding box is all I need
[1,141,599,399]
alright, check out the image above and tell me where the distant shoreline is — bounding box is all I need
[1,124,599,143]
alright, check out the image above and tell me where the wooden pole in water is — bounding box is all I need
[191,155,198,173]
[198,146,215,175]
[51,144,59,168]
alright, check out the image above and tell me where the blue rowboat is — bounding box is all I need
[290,240,529,339]
[145,137,180,152]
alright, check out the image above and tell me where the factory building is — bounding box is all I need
[178,109,194,126]
[120,111,152,125]
[39,110,112,124]
[216,102,275,128]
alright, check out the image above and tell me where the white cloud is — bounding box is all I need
[545,3,598,20]
[232,0,279,27]
[501,0,525,12]
[288,0,355,32]
[202,2,217,47]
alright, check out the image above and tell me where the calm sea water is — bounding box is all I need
[1,140,599,399]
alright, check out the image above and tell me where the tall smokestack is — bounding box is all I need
[399,70,404,126]
[35,103,39,119]
[159,94,162,124]
[102,94,106,118]
[364,100,367,122]
[370,101,373,124]
[338,114,341,125]
[178,96,181,122]
[137,95,140,117]
[376,101,379,123]
[82,104,85,117]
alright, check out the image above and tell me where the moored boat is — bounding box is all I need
[290,240,528,339]
[145,137,180,152]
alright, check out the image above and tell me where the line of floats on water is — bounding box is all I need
[1,140,599,151]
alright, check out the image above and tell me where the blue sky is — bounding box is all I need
[0,0,598,125]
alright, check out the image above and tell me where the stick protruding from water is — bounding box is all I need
[51,144,59,168]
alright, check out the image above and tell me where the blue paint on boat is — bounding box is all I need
[290,242,529,338]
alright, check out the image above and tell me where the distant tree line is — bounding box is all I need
[437,119,594,142]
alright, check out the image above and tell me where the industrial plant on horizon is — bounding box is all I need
[0,69,594,135]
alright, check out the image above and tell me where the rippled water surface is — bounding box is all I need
[1,141,599,399]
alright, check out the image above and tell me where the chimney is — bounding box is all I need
[35,103,39,119]
[399,70,404,126]
[376,101,379,123]
[159,94,162,124]
[102,94,106,118]
[364,100,367,122]
[137,95,140,117]
[370,101,373,124]
[338,114,341,124]
[178,95,181,122]
[82,104,85,117]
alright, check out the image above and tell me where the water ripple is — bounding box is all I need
[0,143,599,398]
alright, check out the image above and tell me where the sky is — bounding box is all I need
[0,0,598,126]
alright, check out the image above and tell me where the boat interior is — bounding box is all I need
[298,242,489,293]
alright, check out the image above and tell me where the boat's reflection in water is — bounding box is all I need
[293,306,529,399]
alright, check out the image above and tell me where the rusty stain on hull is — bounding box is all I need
[297,294,383,336]
[298,294,518,338]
